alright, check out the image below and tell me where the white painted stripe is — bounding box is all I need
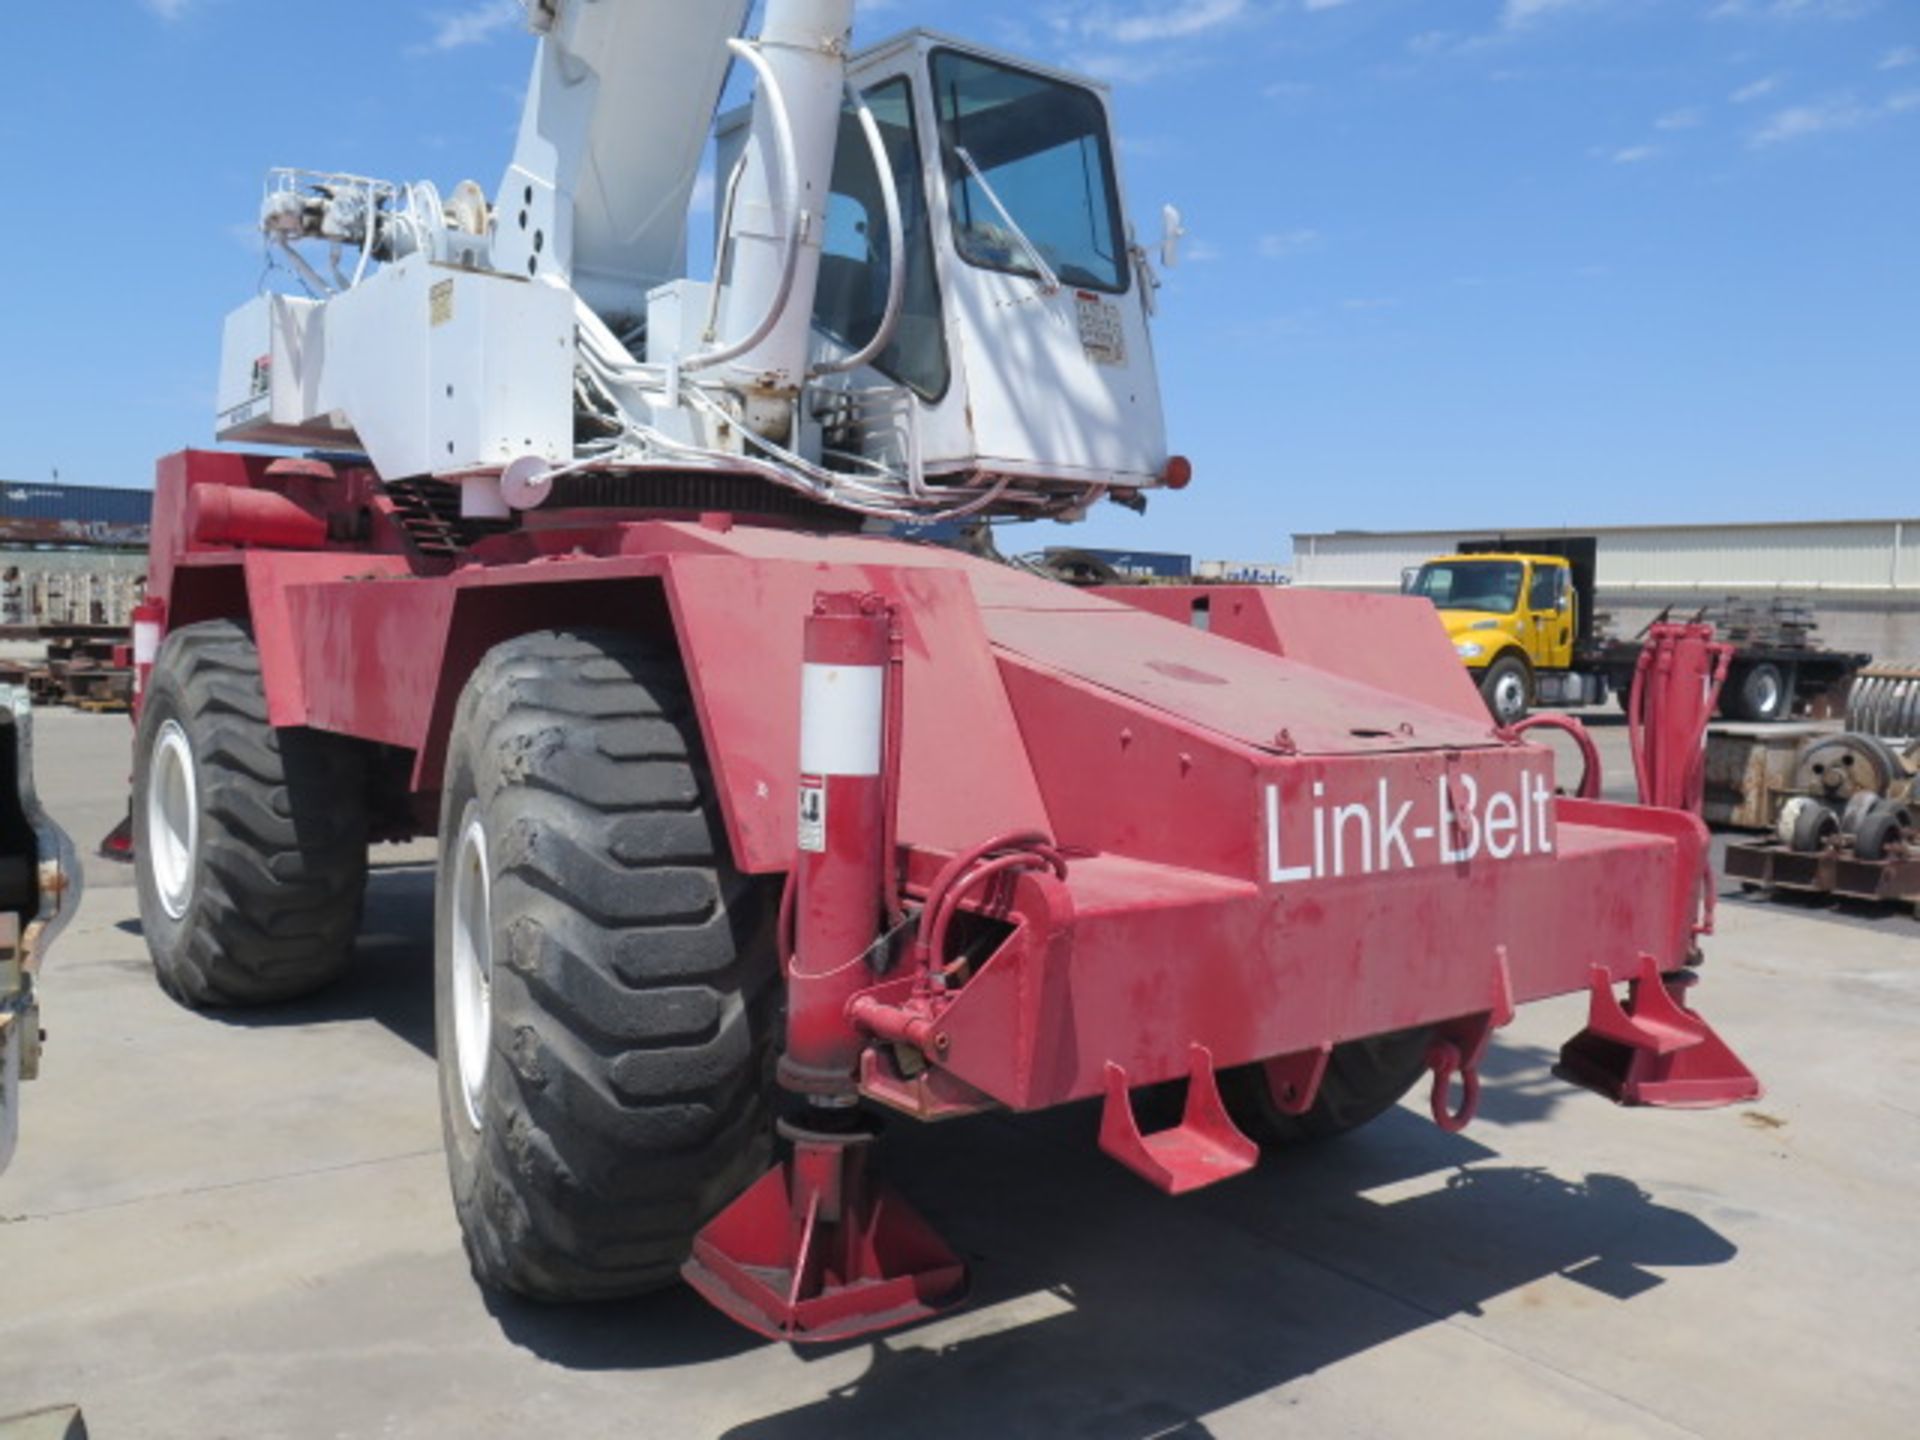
[133,622,161,667]
[799,663,884,777]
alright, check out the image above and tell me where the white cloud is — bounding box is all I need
[421,2,524,53]
[142,0,194,18]
[1259,228,1321,259]
[1502,0,1586,28]
[1606,144,1659,163]
[1073,0,1248,45]
[1884,89,1920,111]
[1880,46,1918,71]
[1066,49,1196,84]
[1656,106,1704,130]
[1711,0,1874,18]
[1751,96,1868,144]
[1730,75,1782,102]
[1303,0,1360,10]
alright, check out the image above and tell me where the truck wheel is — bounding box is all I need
[1220,1027,1434,1146]
[1479,655,1531,725]
[1729,662,1789,722]
[435,630,778,1302]
[134,620,367,1007]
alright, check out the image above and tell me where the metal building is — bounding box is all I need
[1291,518,1919,660]
[0,482,152,631]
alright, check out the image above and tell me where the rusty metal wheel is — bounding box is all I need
[1854,804,1913,863]
[1788,799,1839,854]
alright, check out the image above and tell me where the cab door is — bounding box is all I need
[1525,563,1575,671]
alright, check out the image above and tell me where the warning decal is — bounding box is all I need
[797,775,827,854]
[1076,291,1126,366]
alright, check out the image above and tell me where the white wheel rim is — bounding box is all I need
[148,720,199,921]
[1493,672,1527,721]
[449,806,494,1132]
[1753,671,1781,715]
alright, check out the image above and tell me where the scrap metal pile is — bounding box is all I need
[1725,660,1920,914]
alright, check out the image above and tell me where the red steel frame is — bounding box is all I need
[137,451,1760,1339]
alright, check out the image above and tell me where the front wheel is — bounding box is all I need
[1220,1028,1434,1146]
[1479,655,1532,726]
[435,630,778,1302]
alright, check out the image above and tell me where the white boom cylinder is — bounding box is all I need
[709,0,854,436]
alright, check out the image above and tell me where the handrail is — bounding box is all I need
[811,84,907,378]
[681,38,806,375]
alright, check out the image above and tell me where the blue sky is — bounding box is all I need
[0,0,1914,562]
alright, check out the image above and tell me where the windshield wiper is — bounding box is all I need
[953,146,1062,296]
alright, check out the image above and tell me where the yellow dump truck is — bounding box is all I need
[1406,546,1592,724]
[1406,538,1868,726]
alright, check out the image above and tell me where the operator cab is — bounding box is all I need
[706,32,1169,505]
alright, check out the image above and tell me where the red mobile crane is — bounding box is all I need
[124,0,1756,1342]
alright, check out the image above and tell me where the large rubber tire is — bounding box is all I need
[1479,654,1532,726]
[133,620,368,1008]
[1219,1027,1434,1146]
[435,630,778,1302]
[1727,662,1790,723]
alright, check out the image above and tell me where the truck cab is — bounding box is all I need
[1409,552,1578,723]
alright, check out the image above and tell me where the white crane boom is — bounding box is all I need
[493,0,753,326]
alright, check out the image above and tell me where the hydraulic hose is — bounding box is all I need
[1510,713,1603,801]
[913,831,1068,984]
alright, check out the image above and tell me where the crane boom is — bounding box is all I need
[493,0,754,327]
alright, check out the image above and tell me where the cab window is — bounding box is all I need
[930,49,1129,295]
[813,78,950,401]
[1528,565,1563,612]
[1412,561,1524,614]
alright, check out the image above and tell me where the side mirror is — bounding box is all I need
[1160,204,1186,270]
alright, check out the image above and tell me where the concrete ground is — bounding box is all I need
[1,708,1916,1439]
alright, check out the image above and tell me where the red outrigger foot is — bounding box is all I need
[1099,1043,1259,1195]
[1556,955,1761,1108]
[683,1126,968,1344]
[96,812,134,864]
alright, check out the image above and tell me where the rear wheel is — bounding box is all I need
[134,620,367,1007]
[1220,1028,1434,1146]
[1728,662,1791,722]
[435,630,778,1301]
[1479,655,1532,726]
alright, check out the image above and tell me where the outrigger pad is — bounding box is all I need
[1556,957,1760,1108]
[96,813,133,864]
[683,1141,968,1344]
[1099,1044,1259,1194]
